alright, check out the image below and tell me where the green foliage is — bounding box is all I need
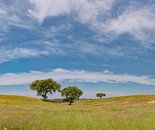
[61,86,83,105]
[30,79,61,100]
[96,93,106,99]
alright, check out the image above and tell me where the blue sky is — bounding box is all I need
[0,0,155,97]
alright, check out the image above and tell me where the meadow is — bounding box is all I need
[0,95,155,130]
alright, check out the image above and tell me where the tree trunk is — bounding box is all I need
[43,97,46,101]
[69,100,72,105]
[43,93,47,101]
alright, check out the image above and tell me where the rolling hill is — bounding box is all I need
[0,95,155,130]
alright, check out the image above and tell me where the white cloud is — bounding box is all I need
[71,0,114,25]
[28,0,71,24]
[1,0,155,44]
[28,0,155,44]
[42,41,144,59]
[0,1,35,30]
[0,47,48,63]
[0,68,155,86]
[0,0,155,62]
[103,6,155,43]
[28,0,114,24]
[0,5,19,31]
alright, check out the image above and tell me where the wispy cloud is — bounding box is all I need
[103,5,155,44]
[0,0,155,64]
[28,0,71,24]
[0,47,48,63]
[28,0,155,44]
[1,0,155,44]
[0,68,155,86]
[28,0,114,24]
[0,4,19,31]
[0,0,35,31]
[41,40,146,59]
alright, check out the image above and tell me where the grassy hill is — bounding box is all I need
[1,95,155,130]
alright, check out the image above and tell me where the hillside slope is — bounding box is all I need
[1,95,155,130]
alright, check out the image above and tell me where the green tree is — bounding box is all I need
[96,93,106,99]
[30,79,61,100]
[61,86,83,105]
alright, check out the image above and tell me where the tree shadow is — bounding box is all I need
[41,98,64,103]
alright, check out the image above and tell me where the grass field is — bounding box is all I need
[1,95,155,130]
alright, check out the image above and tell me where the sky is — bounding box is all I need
[0,0,155,97]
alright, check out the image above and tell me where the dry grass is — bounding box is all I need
[1,95,155,130]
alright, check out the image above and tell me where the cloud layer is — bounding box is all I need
[0,0,155,66]
[0,68,155,86]
[28,0,155,43]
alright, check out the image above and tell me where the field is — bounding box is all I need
[1,95,155,130]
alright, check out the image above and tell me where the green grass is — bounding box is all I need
[1,95,155,130]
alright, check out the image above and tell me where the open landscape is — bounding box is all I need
[0,0,155,129]
[1,94,155,130]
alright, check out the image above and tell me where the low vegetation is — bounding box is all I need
[1,79,154,129]
[1,95,155,130]
[61,86,83,105]
[30,79,83,105]
[30,79,61,100]
[96,92,106,99]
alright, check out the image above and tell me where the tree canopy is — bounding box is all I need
[96,93,106,99]
[30,79,61,100]
[61,86,83,105]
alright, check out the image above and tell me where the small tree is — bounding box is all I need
[30,79,61,101]
[61,86,83,105]
[96,93,106,99]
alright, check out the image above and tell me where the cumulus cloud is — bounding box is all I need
[0,47,48,63]
[0,68,155,86]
